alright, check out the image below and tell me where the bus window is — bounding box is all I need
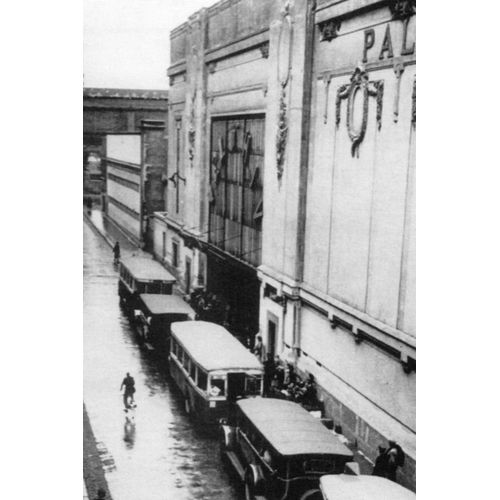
[245,375,262,395]
[209,377,225,397]
[303,458,336,475]
[197,370,207,391]
[178,347,184,364]
[171,339,177,356]
[183,353,190,371]
[147,282,162,294]
[189,361,197,381]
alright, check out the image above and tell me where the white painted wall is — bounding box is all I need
[303,7,416,336]
[107,203,140,240]
[107,179,140,214]
[106,134,141,165]
[152,217,168,262]
[299,305,416,432]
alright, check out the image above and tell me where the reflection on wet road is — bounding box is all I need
[83,222,242,500]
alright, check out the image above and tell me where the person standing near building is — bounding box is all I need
[253,335,263,359]
[263,354,275,396]
[385,440,405,481]
[120,372,136,409]
[372,446,388,477]
[113,241,121,264]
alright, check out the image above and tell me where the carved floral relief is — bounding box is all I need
[187,89,196,164]
[335,64,384,157]
[411,75,416,125]
[275,1,292,180]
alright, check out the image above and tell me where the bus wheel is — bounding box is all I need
[299,489,322,500]
[184,397,191,415]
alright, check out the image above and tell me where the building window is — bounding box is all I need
[208,115,264,267]
[172,241,179,267]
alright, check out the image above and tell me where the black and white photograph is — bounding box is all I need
[82,1,416,498]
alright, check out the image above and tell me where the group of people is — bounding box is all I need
[188,288,231,326]
[253,340,319,409]
[372,440,405,481]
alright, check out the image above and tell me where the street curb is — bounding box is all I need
[101,211,141,248]
[83,404,113,500]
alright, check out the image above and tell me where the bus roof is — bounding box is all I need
[121,256,176,282]
[319,475,415,500]
[237,398,353,458]
[139,294,195,316]
[170,321,263,372]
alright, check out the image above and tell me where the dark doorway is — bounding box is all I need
[185,257,191,294]
[206,252,260,336]
[267,319,277,357]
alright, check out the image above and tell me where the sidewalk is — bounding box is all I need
[83,404,113,500]
[83,207,141,255]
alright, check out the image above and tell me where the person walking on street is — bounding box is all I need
[120,372,136,409]
[113,241,121,264]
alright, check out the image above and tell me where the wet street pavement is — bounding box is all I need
[83,220,243,500]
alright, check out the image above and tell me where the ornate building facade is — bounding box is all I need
[154,0,415,489]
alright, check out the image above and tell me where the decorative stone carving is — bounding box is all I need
[188,90,196,164]
[392,61,405,123]
[276,85,288,179]
[318,19,341,42]
[169,75,175,86]
[335,64,384,157]
[411,75,416,124]
[207,61,216,74]
[259,42,269,59]
[389,0,416,21]
[323,73,332,124]
[275,2,293,180]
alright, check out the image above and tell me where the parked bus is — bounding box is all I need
[319,475,415,500]
[135,293,196,353]
[219,398,356,500]
[169,321,263,423]
[118,256,176,312]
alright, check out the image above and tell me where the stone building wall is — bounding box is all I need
[161,0,416,490]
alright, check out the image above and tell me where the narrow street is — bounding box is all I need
[83,219,243,500]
